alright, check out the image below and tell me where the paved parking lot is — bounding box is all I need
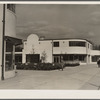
[0,64,100,90]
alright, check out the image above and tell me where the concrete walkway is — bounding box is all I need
[0,64,100,90]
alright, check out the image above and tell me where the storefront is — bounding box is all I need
[0,4,22,80]
[5,36,22,71]
[53,54,87,63]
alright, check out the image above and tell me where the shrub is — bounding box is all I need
[16,61,79,70]
[16,62,63,70]
[16,63,25,70]
[53,63,62,69]
[16,63,36,70]
[64,60,80,67]
[36,63,61,70]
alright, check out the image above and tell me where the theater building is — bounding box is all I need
[20,34,100,65]
[0,4,22,80]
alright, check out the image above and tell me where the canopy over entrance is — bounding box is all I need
[4,36,22,45]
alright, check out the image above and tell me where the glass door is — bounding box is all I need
[54,56,60,63]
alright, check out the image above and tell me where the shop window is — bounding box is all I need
[79,55,85,62]
[53,42,59,47]
[92,56,100,62]
[26,54,40,63]
[15,44,23,52]
[5,42,14,71]
[7,4,15,13]
[62,54,86,62]
[15,54,22,64]
[5,54,13,71]
[6,42,13,52]
[69,41,86,47]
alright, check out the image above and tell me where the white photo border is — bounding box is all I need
[0,1,100,99]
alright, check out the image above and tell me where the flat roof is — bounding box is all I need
[43,38,93,44]
[23,37,93,45]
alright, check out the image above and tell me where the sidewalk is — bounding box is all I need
[0,64,100,90]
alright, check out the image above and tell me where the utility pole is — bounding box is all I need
[1,4,5,80]
[52,40,53,63]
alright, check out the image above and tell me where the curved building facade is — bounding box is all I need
[21,34,100,65]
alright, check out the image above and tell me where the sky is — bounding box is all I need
[16,4,100,45]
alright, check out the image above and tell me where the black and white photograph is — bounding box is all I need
[0,1,100,98]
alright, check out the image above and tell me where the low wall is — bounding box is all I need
[4,70,16,79]
[4,65,16,80]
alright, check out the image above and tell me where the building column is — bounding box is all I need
[86,55,91,64]
[86,55,88,64]
[22,51,26,63]
[52,40,53,63]
[3,40,6,76]
[90,55,92,64]
[88,55,90,64]
[12,45,15,69]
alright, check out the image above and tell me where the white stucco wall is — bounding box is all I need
[86,42,92,55]
[39,40,52,63]
[53,39,88,54]
[53,47,87,54]
[5,5,16,80]
[23,34,52,63]
[89,49,100,64]
[26,34,39,54]
[23,34,97,64]
[22,34,100,65]
[90,50,100,56]
[5,5,16,37]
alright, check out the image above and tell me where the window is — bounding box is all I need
[54,56,60,63]
[26,54,40,63]
[69,41,86,47]
[5,42,14,71]
[7,4,15,13]
[5,54,13,71]
[78,55,85,62]
[53,42,59,47]
[15,54,22,64]
[93,45,100,50]
[6,42,13,52]
[61,54,86,62]
[92,56,100,62]
[15,45,23,52]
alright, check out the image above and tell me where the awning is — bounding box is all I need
[4,36,22,45]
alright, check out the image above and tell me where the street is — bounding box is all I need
[0,64,100,90]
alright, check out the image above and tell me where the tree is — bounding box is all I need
[41,51,47,63]
[31,45,35,54]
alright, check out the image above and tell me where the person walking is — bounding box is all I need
[60,56,64,71]
[97,58,100,68]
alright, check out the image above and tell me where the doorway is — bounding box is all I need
[54,56,60,63]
